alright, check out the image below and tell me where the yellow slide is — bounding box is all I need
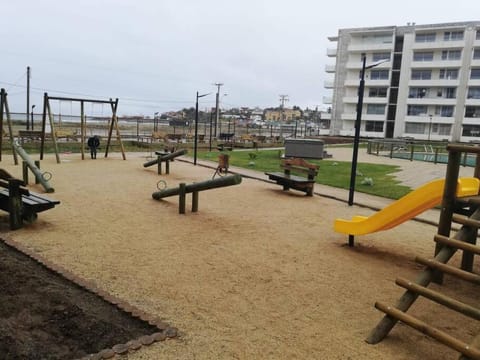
[334,177,480,236]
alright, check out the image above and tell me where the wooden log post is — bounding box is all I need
[179,183,186,214]
[192,191,199,212]
[152,174,242,214]
[366,207,480,345]
[8,178,23,230]
[13,142,54,193]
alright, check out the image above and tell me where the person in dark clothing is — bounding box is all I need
[87,135,100,159]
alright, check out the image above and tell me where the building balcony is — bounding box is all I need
[324,80,334,89]
[408,79,460,87]
[406,97,457,106]
[468,79,480,86]
[465,98,480,105]
[404,115,454,124]
[325,64,336,73]
[326,48,337,57]
[462,117,480,125]
[347,43,394,52]
[346,61,391,70]
[411,40,467,50]
[410,59,462,68]
[343,96,388,104]
[322,96,333,104]
[344,79,390,87]
[471,58,480,66]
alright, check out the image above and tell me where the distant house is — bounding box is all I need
[264,109,302,122]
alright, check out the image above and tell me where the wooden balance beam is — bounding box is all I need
[143,149,188,175]
[152,174,242,214]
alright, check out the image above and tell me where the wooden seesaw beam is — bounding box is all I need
[152,174,242,214]
[143,149,188,175]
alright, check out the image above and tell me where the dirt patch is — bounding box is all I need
[0,239,161,359]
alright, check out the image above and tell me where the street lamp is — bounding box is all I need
[348,56,389,206]
[194,91,212,165]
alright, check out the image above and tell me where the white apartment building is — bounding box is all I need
[325,21,480,141]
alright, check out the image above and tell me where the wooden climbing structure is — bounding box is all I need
[367,143,480,359]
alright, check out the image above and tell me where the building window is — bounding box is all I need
[438,124,452,136]
[477,30,480,40]
[439,68,459,79]
[411,69,432,80]
[372,52,391,62]
[407,105,428,116]
[473,48,480,60]
[409,87,428,98]
[369,70,389,80]
[443,31,464,41]
[441,50,461,60]
[366,104,386,115]
[415,33,436,42]
[405,123,425,134]
[368,87,388,97]
[468,87,480,99]
[435,105,454,117]
[465,106,480,117]
[445,87,456,98]
[365,121,384,132]
[472,69,480,79]
[463,125,480,137]
[413,51,434,61]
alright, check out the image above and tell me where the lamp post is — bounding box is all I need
[153,112,159,132]
[348,56,389,206]
[194,91,211,165]
[30,105,35,130]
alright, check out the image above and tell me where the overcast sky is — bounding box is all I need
[1,0,478,116]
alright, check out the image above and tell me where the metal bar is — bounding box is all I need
[81,101,85,160]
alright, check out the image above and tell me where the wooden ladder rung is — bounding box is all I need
[434,234,480,255]
[416,256,480,285]
[375,301,480,360]
[452,214,480,228]
[395,277,480,321]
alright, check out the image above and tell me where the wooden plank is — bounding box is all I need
[375,301,480,360]
[265,172,314,183]
[415,256,480,285]
[395,277,480,320]
[434,234,480,255]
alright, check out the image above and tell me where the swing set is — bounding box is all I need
[41,92,126,163]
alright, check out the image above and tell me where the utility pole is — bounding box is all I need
[26,66,30,130]
[214,82,223,138]
[279,94,289,123]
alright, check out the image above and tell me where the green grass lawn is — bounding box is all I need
[198,149,411,200]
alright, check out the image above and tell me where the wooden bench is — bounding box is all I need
[0,176,60,230]
[265,158,319,196]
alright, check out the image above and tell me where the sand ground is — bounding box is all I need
[0,148,478,360]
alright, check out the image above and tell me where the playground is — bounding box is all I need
[0,146,478,359]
